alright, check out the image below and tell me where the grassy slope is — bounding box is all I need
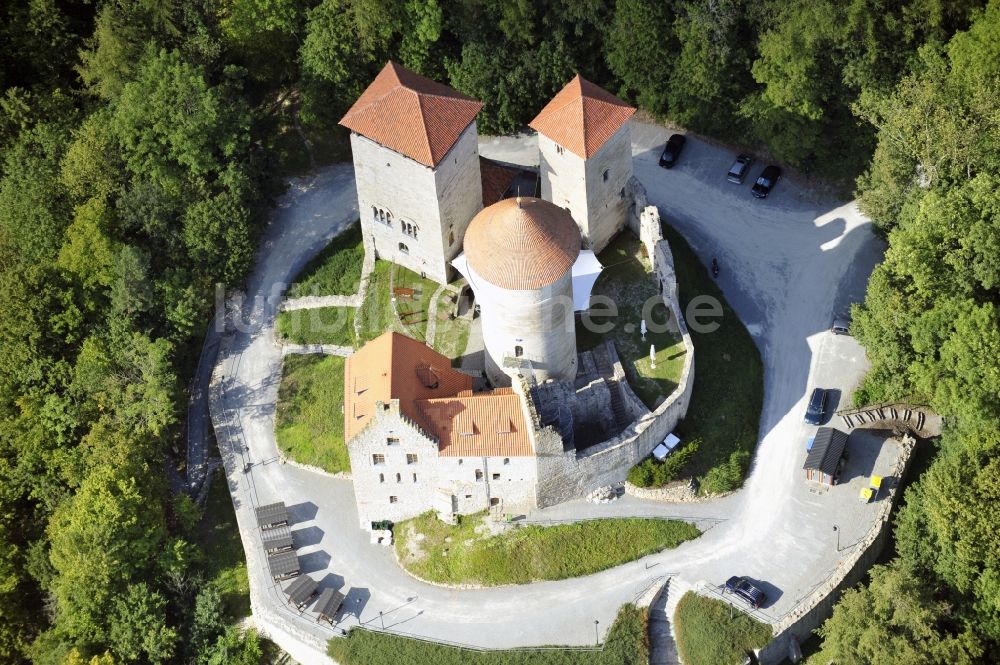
[395,512,700,586]
[196,469,251,619]
[431,289,472,360]
[276,305,357,346]
[275,354,348,473]
[328,603,650,665]
[577,233,686,409]
[286,221,364,298]
[673,592,772,665]
[662,224,764,481]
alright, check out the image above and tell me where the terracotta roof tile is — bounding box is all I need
[529,74,635,159]
[418,389,533,457]
[479,157,520,205]
[464,197,581,290]
[339,62,484,168]
[343,332,473,441]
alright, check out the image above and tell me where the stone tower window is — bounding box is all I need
[556,145,565,155]
[389,496,398,504]
[398,242,409,254]
[403,221,418,239]
[372,454,385,465]
[603,169,609,182]
[475,469,483,481]
[448,230,455,246]
[514,345,523,357]
[396,472,401,483]
[407,453,418,464]
[379,473,384,483]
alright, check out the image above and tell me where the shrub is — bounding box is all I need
[701,450,750,494]
[627,441,700,487]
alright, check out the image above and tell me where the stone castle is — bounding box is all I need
[339,62,694,529]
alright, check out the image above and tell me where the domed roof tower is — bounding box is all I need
[461,197,581,386]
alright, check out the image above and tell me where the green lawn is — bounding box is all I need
[275,354,349,473]
[432,284,472,360]
[286,221,364,298]
[661,224,763,491]
[276,305,356,346]
[355,261,394,343]
[196,468,251,620]
[395,512,700,586]
[577,233,687,409]
[328,603,650,665]
[392,262,439,341]
[673,592,772,665]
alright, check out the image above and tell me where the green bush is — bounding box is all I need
[701,450,751,494]
[627,441,700,488]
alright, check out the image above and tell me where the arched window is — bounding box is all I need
[602,169,610,182]
[399,242,409,254]
[378,209,385,223]
[379,473,384,483]
[514,345,523,358]
[372,205,378,221]
[396,472,401,483]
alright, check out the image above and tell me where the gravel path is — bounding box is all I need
[208,126,887,661]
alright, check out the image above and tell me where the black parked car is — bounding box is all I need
[659,134,686,168]
[725,576,767,609]
[751,165,781,198]
[727,154,753,184]
[804,388,828,425]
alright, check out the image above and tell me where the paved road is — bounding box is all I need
[209,124,886,661]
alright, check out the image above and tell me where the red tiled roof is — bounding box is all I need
[418,388,533,457]
[339,62,484,168]
[464,197,581,290]
[343,332,473,441]
[480,158,520,205]
[529,74,635,159]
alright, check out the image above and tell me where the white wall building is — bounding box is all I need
[530,75,636,253]
[339,62,484,284]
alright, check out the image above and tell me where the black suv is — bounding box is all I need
[725,576,766,609]
[659,134,686,168]
[727,154,753,184]
[804,388,828,425]
[751,165,781,198]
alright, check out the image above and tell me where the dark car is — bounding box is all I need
[831,317,850,335]
[725,576,767,609]
[804,388,828,425]
[659,134,686,168]
[751,165,781,198]
[727,154,753,184]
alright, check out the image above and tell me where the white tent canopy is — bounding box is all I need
[451,250,603,313]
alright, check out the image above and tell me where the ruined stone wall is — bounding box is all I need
[529,232,696,507]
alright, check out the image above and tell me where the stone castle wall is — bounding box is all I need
[528,229,696,507]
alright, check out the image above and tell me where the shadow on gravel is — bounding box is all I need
[293,526,325,548]
[344,586,371,620]
[300,549,332,573]
[287,501,319,524]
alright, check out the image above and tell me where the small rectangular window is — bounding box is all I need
[406,453,418,465]
[475,469,483,481]
[372,454,385,465]
[503,458,510,465]
[412,473,417,482]
[387,437,399,446]
[492,473,500,480]
[389,496,398,504]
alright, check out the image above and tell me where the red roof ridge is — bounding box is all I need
[529,74,635,159]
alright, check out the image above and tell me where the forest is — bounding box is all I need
[0,0,997,663]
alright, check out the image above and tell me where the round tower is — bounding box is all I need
[463,197,580,386]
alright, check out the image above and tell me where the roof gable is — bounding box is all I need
[343,332,473,440]
[417,388,533,458]
[529,75,636,159]
[339,62,484,168]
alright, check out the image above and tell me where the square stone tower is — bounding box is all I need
[530,75,636,253]
[340,62,484,284]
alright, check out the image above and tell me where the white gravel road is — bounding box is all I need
[211,124,887,663]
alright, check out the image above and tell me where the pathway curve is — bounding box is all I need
[207,127,886,662]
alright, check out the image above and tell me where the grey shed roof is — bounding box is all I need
[803,427,849,476]
[284,575,318,606]
[314,588,345,620]
[261,524,293,550]
[267,551,300,579]
[256,502,289,528]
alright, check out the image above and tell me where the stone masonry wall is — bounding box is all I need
[755,436,919,665]
[582,123,633,253]
[529,231,696,507]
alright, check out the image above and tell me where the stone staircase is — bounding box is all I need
[608,381,629,429]
[648,579,680,665]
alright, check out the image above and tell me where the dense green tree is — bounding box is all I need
[605,0,677,116]
[811,562,982,664]
[108,584,178,663]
